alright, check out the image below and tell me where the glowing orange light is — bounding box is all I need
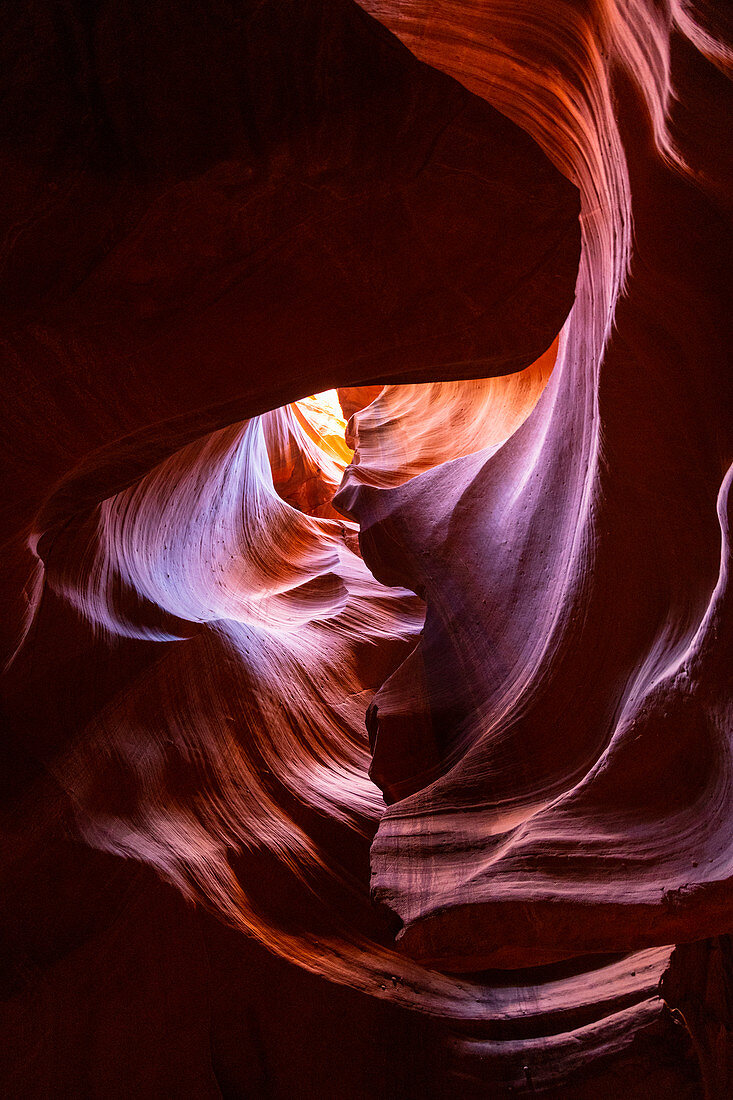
[295,389,353,465]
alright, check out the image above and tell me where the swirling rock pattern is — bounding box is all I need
[0,0,731,1096]
[349,0,732,960]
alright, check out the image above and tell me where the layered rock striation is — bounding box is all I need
[1,0,731,1095]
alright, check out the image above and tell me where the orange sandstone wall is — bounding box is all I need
[0,1,730,1095]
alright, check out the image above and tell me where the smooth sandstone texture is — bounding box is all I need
[348,0,732,968]
[0,0,579,560]
[1,0,731,1097]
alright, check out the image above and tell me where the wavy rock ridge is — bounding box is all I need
[1,0,731,1095]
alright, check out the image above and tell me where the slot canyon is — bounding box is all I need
[0,1,731,1096]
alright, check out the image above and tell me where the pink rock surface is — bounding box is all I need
[1,0,730,1095]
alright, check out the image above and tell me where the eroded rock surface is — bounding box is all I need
[1,0,730,1096]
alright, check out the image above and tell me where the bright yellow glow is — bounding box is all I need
[295,389,353,465]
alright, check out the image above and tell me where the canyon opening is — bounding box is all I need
[1,1,731,1097]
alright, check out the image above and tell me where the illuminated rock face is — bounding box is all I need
[351,0,732,949]
[1,1,731,1097]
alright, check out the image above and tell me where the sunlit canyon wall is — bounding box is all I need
[1,1,731,1096]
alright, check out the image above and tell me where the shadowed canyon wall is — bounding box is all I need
[0,1,731,1096]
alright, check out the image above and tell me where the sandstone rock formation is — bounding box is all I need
[0,1,730,1096]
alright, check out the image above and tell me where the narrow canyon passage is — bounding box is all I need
[1,1,731,1096]
[35,356,558,983]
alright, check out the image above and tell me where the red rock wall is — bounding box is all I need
[0,1,730,1096]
